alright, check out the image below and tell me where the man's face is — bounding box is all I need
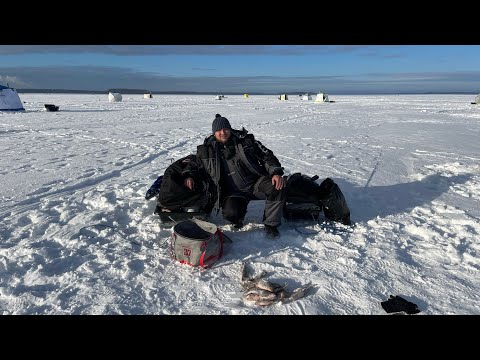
[214,128,231,143]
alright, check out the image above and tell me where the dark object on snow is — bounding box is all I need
[44,104,59,112]
[157,154,215,213]
[147,154,215,223]
[283,173,351,225]
[284,173,323,221]
[284,202,323,221]
[145,175,163,200]
[285,173,321,205]
[381,295,420,314]
[317,177,351,225]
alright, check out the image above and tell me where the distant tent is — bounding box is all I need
[215,95,223,100]
[108,92,122,102]
[244,93,249,98]
[279,94,288,100]
[144,92,153,99]
[315,92,329,103]
[301,94,312,100]
[0,84,24,111]
[474,94,480,104]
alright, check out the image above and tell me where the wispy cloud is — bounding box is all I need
[192,68,216,71]
[2,65,478,93]
[366,71,480,82]
[0,45,371,56]
[0,75,31,88]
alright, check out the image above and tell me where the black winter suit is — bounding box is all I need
[184,128,286,227]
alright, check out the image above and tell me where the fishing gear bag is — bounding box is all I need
[146,154,215,224]
[284,173,351,225]
[284,173,323,221]
[171,218,224,269]
[317,177,351,225]
[158,154,214,212]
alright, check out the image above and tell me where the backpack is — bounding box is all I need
[171,218,224,269]
[284,173,323,221]
[146,155,216,223]
[317,177,351,225]
[284,173,351,225]
[158,154,214,212]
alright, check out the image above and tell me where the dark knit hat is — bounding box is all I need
[212,114,232,133]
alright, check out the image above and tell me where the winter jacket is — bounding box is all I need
[184,128,284,211]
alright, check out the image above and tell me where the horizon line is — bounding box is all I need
[15,88,479,96]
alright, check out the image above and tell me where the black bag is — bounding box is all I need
[285,173,321,205]
[284,173,351,225]
[145,175,163,200]
[317,178,351,225]
[44,104,59,112]
[146,155,216,223]
[284,173,323,221]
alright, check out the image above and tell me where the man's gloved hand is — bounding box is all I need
[381,295,420,314]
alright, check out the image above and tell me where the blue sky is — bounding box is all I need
[1,45,479,93]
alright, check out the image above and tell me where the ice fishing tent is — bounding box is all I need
[473,94,480,104]
[0,85,25,111]
[302,94,312,100]
[144,92,153,99]
[108,92,122,102]
[279,94,288,100]
[315,92,329,103]
[244,93,249,98]
[215,95,223,100]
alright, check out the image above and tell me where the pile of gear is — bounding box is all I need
[145,156,351,227]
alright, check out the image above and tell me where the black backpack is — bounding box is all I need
[284,173,351,225]
[146,155,216,222]
[317,177,351,225]
[284,173,323,221]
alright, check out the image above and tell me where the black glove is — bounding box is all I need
[145,188,158,200]
[381,295,420,314]
[145,176,163,200]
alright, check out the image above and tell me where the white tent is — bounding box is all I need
[315,92,329,103]
[215,95,223,100]
[108,92,122,102]
[302,94,312,100]
[279,94,288,100]
[0,85,24,111]
[475,94,480,104]
[144,93,152,99]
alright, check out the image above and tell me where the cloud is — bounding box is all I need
[0,75,31,88]
[0,45,369,56]
[192,68,216,71]
[365,71,480,82]
[2,65,478,93]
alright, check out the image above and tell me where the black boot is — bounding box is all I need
[264,225,280,239]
